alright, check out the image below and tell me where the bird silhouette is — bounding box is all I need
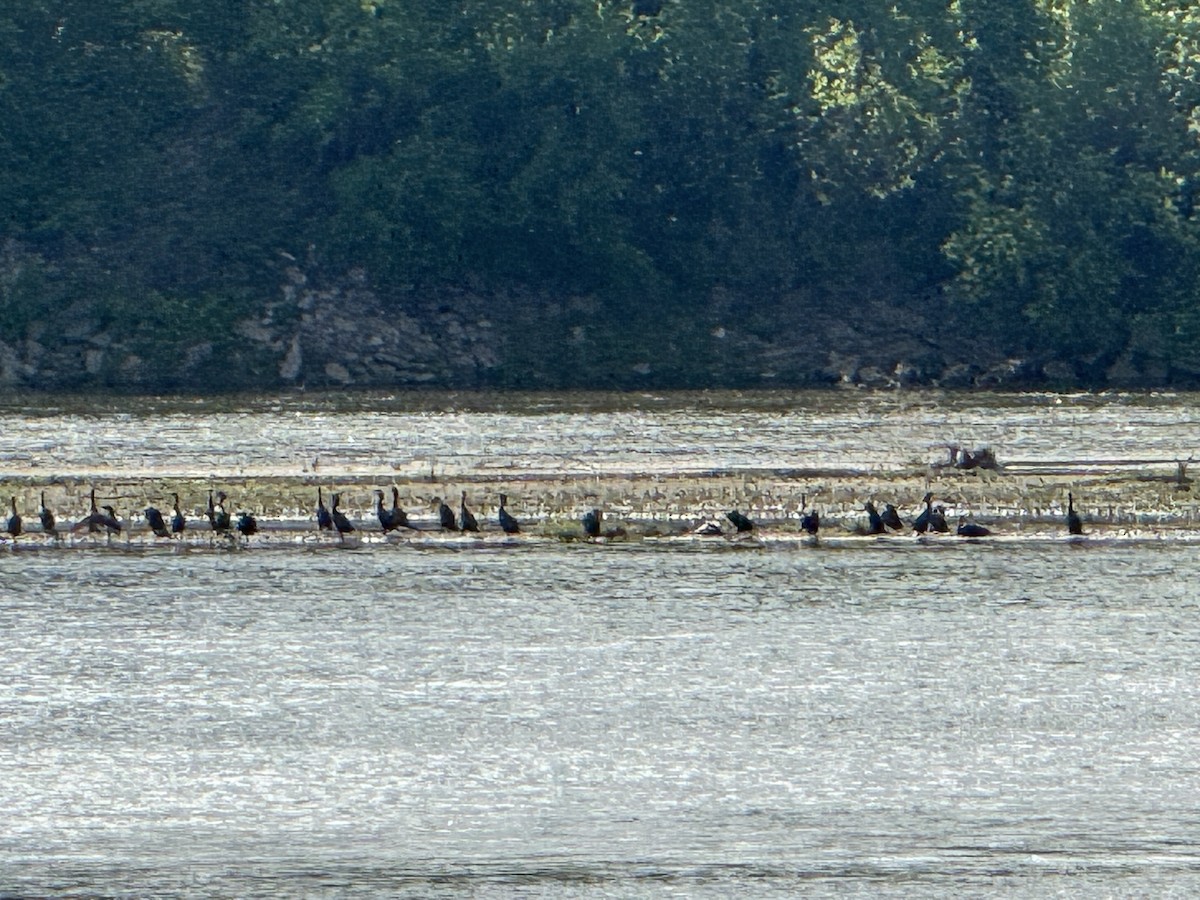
[957,516,992,538]
[725,509,755,533]
[331,492,355,541]
[236,511,259,539]
[374,489,411,532]
[1067,491,1084,535]
[913,492,934,534]
[389,487,413,530]
[144,506,171,538]
[171,493,186,535]
[582,508,601,538]
[459,491,479,533]
[930,505,950,533]
[316,487,333,532]
[39,492,56,539]
[436,497,457,531]
[862,501,886,535]
[799,494,820,537]
[881,503,904,531]
[73,489,122,536]
[5,497,22,538]
[207,491,231,533]
[497,493,520,534]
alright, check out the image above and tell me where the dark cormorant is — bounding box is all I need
[913,492,934,534]
[5,497,21,537]
[144,506,171,538]
[374,489,411,532]
[331,492,355,540]
[39,492,56,539]
[207,491,231,533]
[882,503,904,531]
[498,493,520,534]
[930,505,950,533]
[863,501,886,535]
[582,508,602,538]
[236,511,258,538]
[459,491,479,533]
[799,494,820,537]
[72,489,122,535]
[98,505,123,534]
[437,497,457,531]
[1067,492,1084,535]
[726,509,755,533]
[957,516,992,538]
[171,493,186,535]
[390,487,413,530]
[316,487,333,532]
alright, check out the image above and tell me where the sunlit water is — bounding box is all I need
[2,392,1200,895]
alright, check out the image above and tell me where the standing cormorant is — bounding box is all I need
[459,491,479,533]
[930,505,950,533]
[316,487,333,532]
[913,492,934,534]
[863,501,886,535]
[1067,492,1084,536]
[144,506,171,538]
[73,489,122,536]
[390,487,413,530]
[236,511,259,539]
[881,503,905,531]
[331,492,355,541]
[799,494,820,537]
[726,509,755,533]
[171,493,186,535]
[207,491,231,533]
[582,508,601,538]
[374,489,411,533]
[5,497,21,538]
[436,497,457,531]
[497,493,520,534]
[39,492,56,539]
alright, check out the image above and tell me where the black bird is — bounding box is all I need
[374,489,411,533]
[930,505,950,533]
[862,501,886,535]
[144,506,171,538]
[881,503,904,531]
[39,492,56,539]
[390,487,413,530]
[5,497,22,538]
[957,516,992,538]
[913,492,934,534]
[331,492,355,541]
[459,491,479,533]
[316,487,333,532]
[726,509,755,533]
[799,495,820,538]
[436,497,457,531]
[171,493,186,535]
[1067,491,1084,536]
[73,489,122,536]
[582,508,602,538]
[497,493,520,534]
[236,511,259,538]
[207,491,231,533]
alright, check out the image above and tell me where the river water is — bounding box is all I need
[2,391,1200,895]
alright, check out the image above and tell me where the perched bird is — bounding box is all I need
[144,506,171,538]
[1067,491,1084,536]
[582,508,602,538]
[207,491,231,533]
[39,492,56,539]
[5,497,22,538]
[171,493,186,535]
[881,503,905,531]
[930,505,950,533]
[331,492,355,541]
[389,487,413,530]
[497,493,520,534]
[436,497,457,531]
[862,501,886,535]
[374,489,411,533]
[236,511,259,538]
[316,487,333,532]
[73,489,122,536]
[726,509,755,533]
[913,492,934,534]
[459,491,479,533]
[957,516,992,538]
[799,494,820,537]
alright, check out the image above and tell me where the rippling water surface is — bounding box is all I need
[2,392,1200,895]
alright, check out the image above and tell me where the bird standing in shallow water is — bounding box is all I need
[207,491,231,533]
[39,492,56,539]
[6,497,22,538]
[316,487,333,532]
[497,494,520,534]
[73,489,122,536]
[459,491,479,533]
[1067,491,1084,535]
[331,493,355,541]
[236,511,258,539]
[799,494,820,538]
[171,493,186,536]
[374,489,412,533]
[582,508,601,538]
[436,497,457,531]
[882,503,904,531]
[862,501,886,535]
[144,506,171,538]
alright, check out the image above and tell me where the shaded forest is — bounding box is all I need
[4,0,1200,391]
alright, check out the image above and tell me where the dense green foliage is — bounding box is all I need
[4,1,1200,388]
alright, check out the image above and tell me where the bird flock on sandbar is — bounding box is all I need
[0,481,1089,546]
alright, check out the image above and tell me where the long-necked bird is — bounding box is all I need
[497,493,520,534]
[1067,491,1083,535]
[331,492,355,541]
[459,491,479,533]
[145,506,171,538]
[582,508,601,538]
[5,497,21,538]
[316,487,333,532]
[171,493,186,535]
[39,492,56,539]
